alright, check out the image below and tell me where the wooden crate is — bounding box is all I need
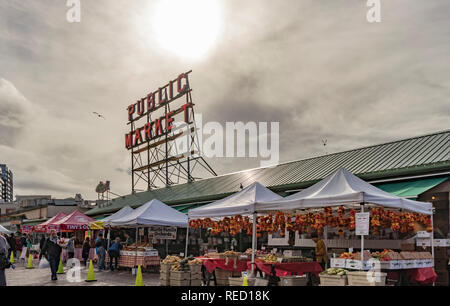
[160,263,172,273]
[170,279,190,286]
[160,278,170,286]
[170,271,190,281]
[190,272,203,280]
[347,271,386,286]
[279,275,308,286]
[228,277,256,286]
[215,269,233,279]
[190,279,203,286]
[319,274,348,286]
[189,264,202,274]
[160,271,170,280]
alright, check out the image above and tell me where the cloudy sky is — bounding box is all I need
[1,0,449,200]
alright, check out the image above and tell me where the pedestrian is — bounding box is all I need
[311,232,327,270]
[14,235,21,258]
[20,234,26,250]
[0,233,11,286]
[95,233,107,271]
[39,235,46,260]
[7,233,15,259]
[82,237,91,267]
[107,237,122,271]
[66,235,75,259]
[41,230,63,281]
[25,235,33,257]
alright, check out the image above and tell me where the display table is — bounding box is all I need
[198,257,250,274]
[62,248,95,262]
[105,252,160,268]
[249,260,323,277]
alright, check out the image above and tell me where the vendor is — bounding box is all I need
[311,232,327,270]
[123,233,133,246]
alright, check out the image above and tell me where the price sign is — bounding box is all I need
[355,212,370,236]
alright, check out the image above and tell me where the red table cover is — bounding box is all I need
[249,260,323,277]
[406,267,437,285]
[198,257,250,274]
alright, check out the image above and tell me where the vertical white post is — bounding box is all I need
[185,224,189,258]
[134,227,138,272]
[251,213,257,276]
[360,204,364,271]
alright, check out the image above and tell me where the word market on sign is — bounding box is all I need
[124,72,192,149]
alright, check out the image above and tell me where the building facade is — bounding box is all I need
[0,164,13,202]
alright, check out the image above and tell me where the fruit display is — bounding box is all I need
[353,251,372,261]
[371,249,401,261]
[223,250,239,256]
[123,242,153,251]
[323,268,348,276]
[188,259,203,265]
[399,251,432,260]
[171,258,189,271]
[244,248,267,255]
[189,207,432,237]
[261,254,278,263]
[162,255,182,264]
[339,252,354,259]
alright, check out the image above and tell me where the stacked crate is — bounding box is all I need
[189,263,203,286]
[170,271,191,286]
[434,247,449,286]
[160,262,171,286]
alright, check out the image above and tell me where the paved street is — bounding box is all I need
[4,259,161,286]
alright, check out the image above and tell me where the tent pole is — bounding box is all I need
[431,209,435,287]
[185,224,189,259]
[134,227,138,272]
[251,212,257,276]
[360,203,364,271]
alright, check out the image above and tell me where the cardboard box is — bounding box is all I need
[160,271,170,280]
[401,260,416,269]
[347,271,386,286]
[190,272,202,280]
[189,264,202,274]
[170,279,190,286]
[279,275,308,286]
[160,278,170,286]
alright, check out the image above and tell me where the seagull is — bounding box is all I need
[93,112,105,119]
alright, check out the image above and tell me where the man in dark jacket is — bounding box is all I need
[41,230,63,280]
[8,234,15,259]
[39,235,46,260]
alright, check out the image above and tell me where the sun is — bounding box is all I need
[151,0,222,61]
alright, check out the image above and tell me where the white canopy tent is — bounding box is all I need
[187,182,283,273]
[255,168,435,272]
[0,225,13,235]
[188,182,283,218]
[102,205,135,226]
[109,199,187,272]
[110,199,187,228]
[255,168,433,215]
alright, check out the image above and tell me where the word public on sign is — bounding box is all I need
[124,71,193,150]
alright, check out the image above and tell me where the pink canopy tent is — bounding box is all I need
[52,210,95,232]
[33,212,67,233]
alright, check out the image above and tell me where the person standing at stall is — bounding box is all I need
[66,236,75,259]
[41,230,63,281]
[311,232,327,270]
[39,235,46,260]
[95,233,107,271]
[82,237,91,267]
[124,232,133,246]
[107,237,122,271]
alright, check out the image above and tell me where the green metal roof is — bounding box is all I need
[86,130,450,216]
[375,177,449,198]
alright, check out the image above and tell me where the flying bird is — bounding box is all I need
[93,112,105,119]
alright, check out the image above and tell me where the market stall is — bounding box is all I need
[253,168,435,286]
[0,225,13,234]
[33,212,67,233]
[187,182,285,285]
[109,199,187,270]
[51,210,95,263]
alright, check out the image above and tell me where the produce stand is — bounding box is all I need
[109,199,187,273]
[105,250,160,269]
